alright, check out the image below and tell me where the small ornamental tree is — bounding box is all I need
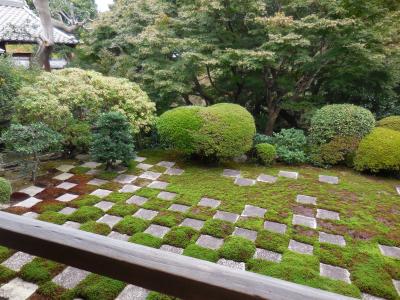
[1,123,62,181]
[90,112,135,170]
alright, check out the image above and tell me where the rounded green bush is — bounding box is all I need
[377,116,400,132]
[0,177,12,203]
[255,143,276,166]
[157,103,256,160]
[309,104,375,145]
[354,128,400,173]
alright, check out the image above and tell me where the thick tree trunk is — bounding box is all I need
[265,105,281,136]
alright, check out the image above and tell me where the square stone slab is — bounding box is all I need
[319,175,339,185]
[95,201,115,212]
[56,182,77,190]
[136,163,153,170]
[116,284,149,300]
[165,168,184,176]
[134,156,147,163]
[254,248,282,263]
[196,235,224,250]
[87,178,109,186]
[320,263,351,283]
[292,214,317,229]
[15,197,41,208]
[361,294,386,300]
[393,279,400,296]
[147,181,169,190]
[217,259,245,270]
[19,186,44,197]
[119,184,141,193]
[1,252,35,272]
[288,240,313,255]
[90,189,112,198]
[23,212,39,219]
[234,177,256,187]
[108,231,130,241]
[256,174,277,184]
[319,232,346,247]
[316,209,340,221]
[278,171,298,179]
[53,173,74,181]
[233,227,257,242]
[198,197,221,208]
[59,207,77,215]
[127,195,148,206]
[160,245,184,255]
[169,204,190,213]
[81,162,101,169]
[139,171,162,181]
[114,174,137,184]
[222,169,241,178]
[296,195,317,206]
[157,191,177,201]
[52,267,90,289]
[56,193,79,203]
[97,214,123,228]
[396,186,400,196]
[214,211,239,223]
[264,221,287,234]
[86,169,100,175]
[180,218,205,230]
[63,221,81,229]
[134,209,158,220]
[157,161,176,168]
[0,278,38,300]
[57,164,75,173]
[379,244,400,259]
[144,224,170,238]
[241,205,266,218]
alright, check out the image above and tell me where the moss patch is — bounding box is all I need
[183,244,219,262]
[201,219,234,238]
[129,233,163,248]
[68,206,103,223]
[113,216,149,235]
[219,236,256,262]
[163,226,199,248]
[80,221,112,235]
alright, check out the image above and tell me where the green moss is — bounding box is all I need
[104,192,133,203]
[37,281,65,298]
[108,203,139,217]
[183,244,219,262]
[163,226,199,248]
[153,211,184,227]
[80,221,112,235]
[142,199,171,211]
[97,171,119,180]
[146,291,179,300]
[201,219,234,238]
[100,182,122,192]
[219,236,256,262]
[70,195,101,208]
[68,206,104,223]
[186,206,215,220]
[0,246,13,262]
[113,216,149,235]
[70,166,91,175]
[255,230,289,253]
[20,258,63,284]
[129,233,163,248]
[38,211,68,225]
[75,274,125,300]
[135,188,160,199]
[236,217,264,231]
[0,265,16,283]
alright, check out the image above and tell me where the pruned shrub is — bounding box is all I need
[377,116,400,132]
[255,143,276,166]
[269,129,308,165]
[354,128,400,173]
[0,177,12,203]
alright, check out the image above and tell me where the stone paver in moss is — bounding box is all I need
[222,169,241,178]
[86,169,100,175]
[292,214,317,229]
[393,279,400,296]
[319,175,339,185]
[15,197,42,208]
[234,177,256,187]
[157,161,176,168]
[361,293,386,300]
[144,224,170,238]
[119,184,141,193]
[316,209,340,221]
[90,189,113,198]
[217,259,245,270]
[136,163,153,171]
[52,266,90,289]
[56,182,77,190]
[114,174,137,184]
[241,205,266,218]
[87,178,109,186]
[233,227,257,242]
[254,248,282,263]
[56,193,79,203]
[108,231,130,241]
[288,240,313,255]
[134,156,147,163]
[1,252,35,272]
[264,221,287,234]
[19,186,44,197]
[59,207,77,215]
[57,164,75,172]
[196,235,224,250]
[378,244,400,259]
[139,171,162,181]
[165,168,184,176]
[198,197,221,208]
[95,201,115,212]
[126,195,148,206]
[320,263,351,284]
[0,278,38,300]
[81,162,101,169]
[396,186,400,196]
[256,174,277,184]
[134,209,158,220]
[214,210,239,223]
[168,204,190,213]
[296,195,317,206]
[160,245,184,254]
[96,214,123,228]
[23,212,39,219]
[116,284,149,300]
[278,171,298,179]
[53,173,74,181]
[180,218,204,230]
[63,221,81,229]
[157,191,177,201]
[319,232,346,247]
[147,181,169,190]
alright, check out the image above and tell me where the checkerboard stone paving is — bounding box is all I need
[234,177,256,186]
[57,193,79,203]
[81,162,102,169]
[57,164,75,173]
[278,171,298,179]
[264,221,287,234]
[196,235,224,250]
[217,258,246,270]
[134,156,147,163]
[296,195,317,206]
[136,163,153,170]
[139,171,162,181]
[134,208,158,220]
[157,161,176,168]
[292,214,317,229]
[23,212,39,219]
[114,174,137,184]
[180,218,204,230]
[316,208,340,220]
[53,172,74,181]
[57,181,77,190]
[241,205,266,218]
[168,203,190,213]
[164,168,184,176]
[147,181,169,190]
[145,224,170,238]
[127,195,148,206]
[319,175,339,185]
[319,232,346,247]
[87,178,109,186]
[160,245,184,254]
[95,201,115,212]
[1,252,35,272]
[233,227,257,242]
[15,197,41,208]
[59,207,77,215]
[214,210,240,223]
[198,197,221,208]
[52,266,90,289]
[320,263,351,284]
[288,240,313,255]
[222,169,241,178]
[97,214,123,227]
[116,284,149,300]
[0,278,38,300]
[254,248,282,263]
[108,231,130,241]
[256,174,277,183]
[378,244,400,259]
[157,191,177,201]
[19,186,44,197]
[63,221,81,229]
[90,189,113,198]
[119,184,141,193]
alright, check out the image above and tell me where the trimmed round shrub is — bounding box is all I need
[309,104,375,145]
[0,178,12,203]
[255,143,276,166]
[270,129,308,165]
[377,116,400,132]
[354,128,400,173]
[157,103,256,160]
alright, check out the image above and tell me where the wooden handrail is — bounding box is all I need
[0,212,357,300]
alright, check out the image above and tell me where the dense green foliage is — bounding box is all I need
[268,129,308,164]
[255,143,276,166]
[63,121,92,157]
[354,128,400,173]
[0,177,12,203]
[157,104,256,160]
[377,116,400,132]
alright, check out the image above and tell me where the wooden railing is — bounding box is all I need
[0,212,357,300]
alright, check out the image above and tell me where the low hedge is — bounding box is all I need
[377,116,400,132]
[0,177,12,203]
[255,143,276,166]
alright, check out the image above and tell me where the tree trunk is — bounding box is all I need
[265,106,281,136]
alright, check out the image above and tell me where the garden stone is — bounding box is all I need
[86,169,100,175]
[87,178,109,186]
[108,231,130,241]
[127,195,148,206]
[52,267,90,289]
[53,173,74,181]
[63,221,81,229]
[134,156,147,163]
[254,248,282,263]
[139,171,162,181]
[241,205,266,218]
[319,232,346,247]
[0,278,38,300]
[198,197,221,208]
[144,224,170,238]
[165,168,184,175]
[196,235,224,250]
[157,191,177,201]
[264,221,287,234]
[81,162,101,169]
[160,245,184,255]
[319,175,339,185]
[217,259,245,270]
[379,244,400,259]
[292,214,317,229]
[96,214,122,228]
[316,209,340,221]
[59,207,77,215]
[393,279,400,295]
[114,174,137,184]
[362,294,386,300]
[94,201,114,212]
[213,210,239,223]
[168,204,190,213]
[233,227,257,242]
[288,240,313,255]
[256,174,277,184]
[222,169,241,178]
[320,263,351,283]
[23,212,39,219]
[90,189,113,198]
[116,285,149,300]
[119,184,141,193]
[396,186,400,196]
[278,171,298,179]
[15,197,41,208]
[134,209,158,220]
[56,182,77,190]
[19,186,44,197]
[180,218,204,230]
[56,193,78,203]
[137,163,153,170]
[157,161,176,168]
[148,181,169,190]
[296,195,317,206]
[57,164,75,173]
[234,177,256,186]
[1,252,35,271]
